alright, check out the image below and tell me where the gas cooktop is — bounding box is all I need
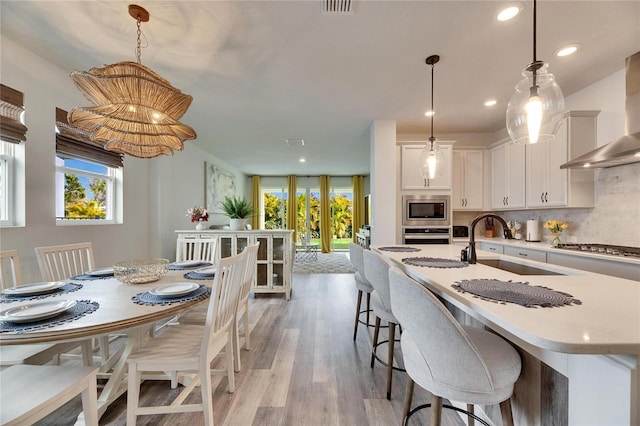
[555,243,640,258]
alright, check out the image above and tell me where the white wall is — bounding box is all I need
[0,37,246,281]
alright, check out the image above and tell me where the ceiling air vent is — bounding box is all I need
[322,0,354,15]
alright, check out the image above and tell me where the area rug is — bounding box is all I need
[293,252,355,274]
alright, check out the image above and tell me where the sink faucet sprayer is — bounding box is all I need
[464,213,514,264]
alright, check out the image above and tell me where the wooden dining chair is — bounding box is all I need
[35,242,95,282]
[126,248,248,425]
[0,364,99,426]
[0,249,22,289]
[0,249,82,367]
[176,235,218,263]
[232,242,260,372]
[34,242,108,364]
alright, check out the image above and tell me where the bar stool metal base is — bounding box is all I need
[404,403,491,426]
[371,339,405,372]
[357,309,387,328]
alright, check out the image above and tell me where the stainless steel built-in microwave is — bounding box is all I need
[402,195,450,226]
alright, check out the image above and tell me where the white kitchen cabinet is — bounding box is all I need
[478,241,504,254]
[526,111,598,208]
[503,246,547,263]
[491,142,526,209]
[175,230,294,300]
[452,150,484,210]
[401,143,453,190]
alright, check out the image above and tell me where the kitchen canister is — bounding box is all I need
[526,220,540,242]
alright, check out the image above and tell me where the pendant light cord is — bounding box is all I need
[136,16,142,64]
[430,61,435,146]
[531,0,538,90]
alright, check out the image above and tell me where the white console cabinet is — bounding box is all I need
[175,230,294,300]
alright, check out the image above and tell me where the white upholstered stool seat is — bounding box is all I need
[363,249,404,400]
[389,267,521,426]
[0,364,99,426]
[349,243,374,341]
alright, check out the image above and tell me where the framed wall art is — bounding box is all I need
[205,162,236,214]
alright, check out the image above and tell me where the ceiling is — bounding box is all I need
[1,1,639,176]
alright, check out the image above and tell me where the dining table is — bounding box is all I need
[0,261,216,424]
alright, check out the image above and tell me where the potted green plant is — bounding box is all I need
[219,196,258,230]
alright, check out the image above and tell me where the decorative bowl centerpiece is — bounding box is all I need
[113,259,170,284]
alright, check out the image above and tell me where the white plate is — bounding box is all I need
[1,281,67,296]
[194,266,216,275]
[85,267,114,277]
[149,283,200,298]
[0,300,77,323]
[172,260,203,267]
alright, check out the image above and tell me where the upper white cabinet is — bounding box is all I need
[526,111,598,208]
[490,142,526,209]
[452,150,484,210]
[401,143,453,190]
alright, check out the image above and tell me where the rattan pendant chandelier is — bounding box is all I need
[69,4,196,158]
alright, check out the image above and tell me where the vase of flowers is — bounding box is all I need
[187,206,209,230]
[543,220,569,246]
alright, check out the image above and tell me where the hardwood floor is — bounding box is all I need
[36,273,465,426]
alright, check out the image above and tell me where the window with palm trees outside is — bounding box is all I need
[55,156,119,223]
[262,186,353,250]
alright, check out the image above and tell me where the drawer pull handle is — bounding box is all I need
[518,252,528,256]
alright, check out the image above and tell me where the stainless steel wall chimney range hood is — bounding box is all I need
[561,51,640,169]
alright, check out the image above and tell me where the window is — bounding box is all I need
[55,157,119,223]
[263,188,287,230]
[0,141,15,226]
[55,107,123,225]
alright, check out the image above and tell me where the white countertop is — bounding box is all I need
[452,236,640,266]
[375,244,640,356]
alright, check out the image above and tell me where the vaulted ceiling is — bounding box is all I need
[2,1,638,175]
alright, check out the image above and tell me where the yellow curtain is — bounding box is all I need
[352,175,364,242]
[319,175,331,253]
[251,175,260,230]
[287,175,297,243]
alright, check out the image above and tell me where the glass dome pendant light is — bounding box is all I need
[419,55,445,181]
[506,0,564,145]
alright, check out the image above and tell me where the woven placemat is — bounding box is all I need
[132,285,211,306]
[183,271,215,280]
[402,257,469,268]
[0,300,99,334]
[0,283,83,304]
[169,261,213,271]
[378,246,421,252]
[452,279,582,308]
[71,273,114,281]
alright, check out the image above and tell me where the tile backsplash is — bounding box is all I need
[453,162,640,246]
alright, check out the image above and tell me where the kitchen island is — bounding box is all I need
[375,244,639,426]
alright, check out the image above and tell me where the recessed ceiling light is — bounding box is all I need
[484,99,497,107]
[299,158,306,163]
[634,152,640,158]
[583,163,591,168]
[497,4,522,21]
[285,139,304,147]
[555,43,582,57]
[425,110,435,117]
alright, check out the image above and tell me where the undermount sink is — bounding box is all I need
[477,259,566,276]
